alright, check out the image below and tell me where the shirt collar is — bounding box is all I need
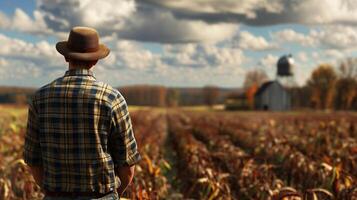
[64,69,95,78]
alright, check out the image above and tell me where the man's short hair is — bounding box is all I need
[66,57,98,69]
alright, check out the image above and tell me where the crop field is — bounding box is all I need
[0,106,356,200]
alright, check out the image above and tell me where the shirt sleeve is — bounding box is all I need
[109,95,141,167]
[23,98,43,166]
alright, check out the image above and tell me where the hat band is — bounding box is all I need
[67,43,99,53]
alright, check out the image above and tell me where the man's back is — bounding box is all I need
[24,69,141,194]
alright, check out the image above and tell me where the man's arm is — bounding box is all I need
[109,94,141,196]
[115,165,135,196]
[23,97,44,187]
[28,166,44,186]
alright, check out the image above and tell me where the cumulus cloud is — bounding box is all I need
[37,0,135,34]
[234,31,278,51]
[111,3,237,43]
[0,34,66,84]
[3,0,357,45]
[110,40,162,70]
[3,0,357,87]
[0,34,62,68]
[271,26,357,50]
[30,0,237,43]
[0,57,44,82]
[316,25,357,49]
[296,52,309,63]
[258,54,279,68]
[0,8,50,35]
[0,31,248,87]
[102,40,246,70]
[272,29,317,47]
[93,41,247,87]
[162,43,245,68]
[141,0,284,20]
[0,12,10,28]
[323,49,345,59]
[102,40,247,86]
[147,0,357,26]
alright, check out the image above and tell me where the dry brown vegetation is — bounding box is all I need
[0,106,356,199]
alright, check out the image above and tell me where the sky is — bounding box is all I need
[0,0,357,88]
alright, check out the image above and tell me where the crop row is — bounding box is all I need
[184,111,357,199]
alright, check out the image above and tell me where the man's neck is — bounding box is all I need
[68,63,91,70]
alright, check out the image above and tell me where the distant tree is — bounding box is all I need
[335,78,357,109]
[335,58,357,110]
[339,57,357,79]
[288,86,311,109]
[243,69,268,89]
[203,86,219,107]
[245,84,258,109]
[119,86,167,106]
[167,89,180,107]
[307,64,337,109]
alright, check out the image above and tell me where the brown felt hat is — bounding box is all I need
[56,26,110,61]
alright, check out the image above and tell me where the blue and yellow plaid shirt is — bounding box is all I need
[23,69,141,193]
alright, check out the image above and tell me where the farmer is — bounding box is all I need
[23,26,141,199]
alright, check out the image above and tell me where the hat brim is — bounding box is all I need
[56,41,110,61]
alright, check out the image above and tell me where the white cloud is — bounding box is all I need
[162,43,245,68]
[118,4,237,43]
[12,9,49,34]
[0,9,51,35]
[94,41,247,87]
[0,58,8,66]
[145,0,284,19]
[2,0,357,45]
[0,58,44,82]
[258,54,278,68]
[37,0,135,33]
[316,25,357,49]
[0,12,10,28]
[0,35,53,80]
[272,25,357,50]
[272,29,317,46]
[141,0,357,27]
[323,49,345,59]
[297,52,309,63]
[0,34,58,60]
[235,31,278,51]
[112,40,161,70]
[0,58,9,78]
[0,32,247,87]
[3,0,357,87]
[312,52,320,60]
[28,0,238,43]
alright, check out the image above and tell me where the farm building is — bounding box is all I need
[254,81,291,111]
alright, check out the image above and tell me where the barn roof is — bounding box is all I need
[255,81,280,96]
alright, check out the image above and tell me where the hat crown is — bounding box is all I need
[67,27,99,53]
[56,26,110,61]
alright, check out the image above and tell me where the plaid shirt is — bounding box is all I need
[23,69,141,193]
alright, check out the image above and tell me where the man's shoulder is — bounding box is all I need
[33,78,62,98]
[32,78,125,105]
[97,82,128,106]
[85,81,126,106]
